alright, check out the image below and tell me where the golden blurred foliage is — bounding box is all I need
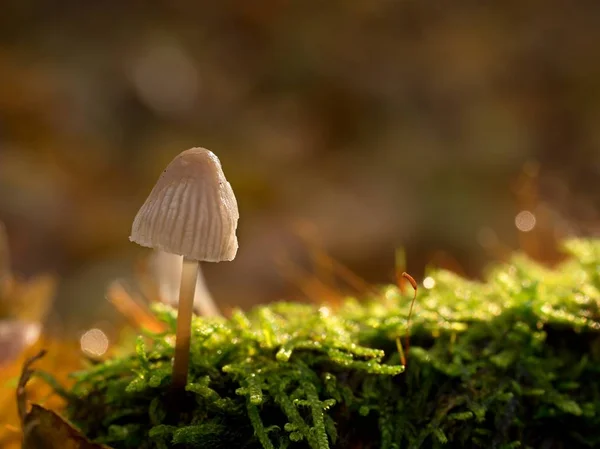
[2,1,600,324]
[0,341,82,449]
[0,3,600,443]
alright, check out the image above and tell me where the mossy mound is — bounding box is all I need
[54,240,600,448]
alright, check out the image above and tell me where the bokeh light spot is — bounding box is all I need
[423,276,435,289]
[318,306,331,317]
[80,328,109,357]
[515,210,536,232]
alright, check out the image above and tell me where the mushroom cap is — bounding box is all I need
[130,148,239,262]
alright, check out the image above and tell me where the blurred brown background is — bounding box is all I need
[1,1,600,335]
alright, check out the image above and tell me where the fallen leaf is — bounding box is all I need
[22,404,110,449]
[14,350,110,449]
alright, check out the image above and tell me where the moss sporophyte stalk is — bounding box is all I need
[31,239,600,448]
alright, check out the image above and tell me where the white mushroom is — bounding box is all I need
[130,148,239,388]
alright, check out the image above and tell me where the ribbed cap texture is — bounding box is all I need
[130,148,239,261]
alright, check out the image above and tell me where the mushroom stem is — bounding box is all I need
[151,251,222,317]
[172,257,199,389]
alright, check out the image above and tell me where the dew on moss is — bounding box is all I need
[41,238,600,449]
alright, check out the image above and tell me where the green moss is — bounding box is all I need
[53,239,600,448]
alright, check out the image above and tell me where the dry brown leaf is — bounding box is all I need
[15,350,109,449]
[0,340,82,449]
[22,404,110,449]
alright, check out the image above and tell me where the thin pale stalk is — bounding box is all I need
[172,258,198,389]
